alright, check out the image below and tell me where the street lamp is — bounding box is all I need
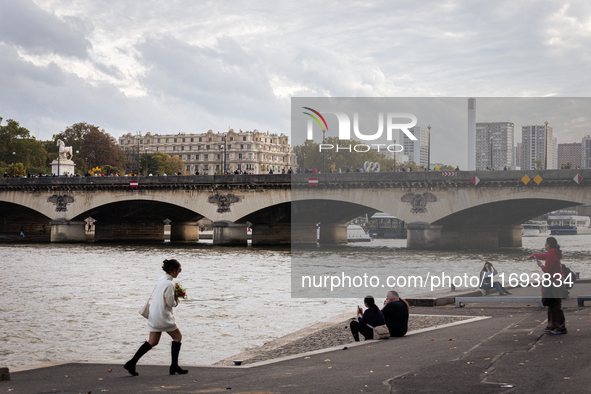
[490,136,493,169]
[322,129,326,173]
[75,150,79,175]
[427,126,431,171]
[144,147,148,175]
[12,151,16,177]
[544,121,549,170]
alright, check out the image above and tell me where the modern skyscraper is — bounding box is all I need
[515,142,522,170]
[475,122,514,170]
[521,123,553,170]
[467,98,476,170]
[557,142,581,168]
[400,126,430,167]
[583,136,591,168]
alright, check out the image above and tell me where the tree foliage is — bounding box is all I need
[0,117,49,175]
[149,152,185,175]
[79,128,124,171]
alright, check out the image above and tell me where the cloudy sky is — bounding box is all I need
[1,0,590,165]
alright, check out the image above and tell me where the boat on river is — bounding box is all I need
[347,224,371,242]
[522,221,550,237]
[547,215,591,235]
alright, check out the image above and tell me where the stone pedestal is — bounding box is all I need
[251,223,291,245]
[213,221,247,246]
[51,159,76,176]
[318,223,348,244]
[171,222,200,242]
[406,222,443,249]
[498,225,523,247]
[51,220,86,243]
[291,223,319,244]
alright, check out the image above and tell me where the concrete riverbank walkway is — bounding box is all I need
[5,293,591,393]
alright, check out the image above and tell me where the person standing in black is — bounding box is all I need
[350,296,385,341]
[381,290,409,337]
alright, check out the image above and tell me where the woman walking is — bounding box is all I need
[528,237,567,335]
[124,259,189,376]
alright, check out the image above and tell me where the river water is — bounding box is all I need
[1,235,590,368]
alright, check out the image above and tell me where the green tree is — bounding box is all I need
[80,128,124,170]
[0,118,49,174]
[151,152,185,175]
[294,137,395,173]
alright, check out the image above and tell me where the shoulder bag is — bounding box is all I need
[368,324,390,340]
[138,285,157,319]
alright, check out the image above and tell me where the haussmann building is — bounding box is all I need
[119,129,293,175]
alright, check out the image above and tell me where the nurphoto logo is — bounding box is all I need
[301,107,417,153]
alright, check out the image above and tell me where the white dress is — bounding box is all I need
[148,274,179,332]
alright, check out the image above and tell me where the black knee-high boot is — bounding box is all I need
[124,341,152,376]
[169,341,188,375]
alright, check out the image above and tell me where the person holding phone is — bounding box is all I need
[349,296,385,341]
[479,262,512,295]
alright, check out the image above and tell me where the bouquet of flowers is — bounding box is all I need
[174,282,187,300]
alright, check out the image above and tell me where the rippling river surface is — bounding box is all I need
[1,235,590,368]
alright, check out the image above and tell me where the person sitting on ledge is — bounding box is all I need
[382,290,409,337]
[479,262,512,295]
[350,295,385,341]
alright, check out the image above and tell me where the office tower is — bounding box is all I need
[475,122,514,170]
[515,143,522,169]
[583,136,591,168]
[467,98,476,170]
[400,126,430,167]
[552,138,558,169]
[521,123,553,170]
[557,142,581,168]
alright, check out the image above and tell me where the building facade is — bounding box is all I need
[119,129,292,175]
[400,126,429,167]
[583,136,591,168]
[557,142,580,168]
[514,142,522,170]
[521,123,554,170]
[475,122,514,170]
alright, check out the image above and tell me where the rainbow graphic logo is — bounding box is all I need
[302,107,329,132]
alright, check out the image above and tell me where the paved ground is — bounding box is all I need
[4,284,591,393]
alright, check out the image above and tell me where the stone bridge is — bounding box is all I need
[0,170,589,249]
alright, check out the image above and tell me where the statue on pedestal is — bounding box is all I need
[57,139,73,161]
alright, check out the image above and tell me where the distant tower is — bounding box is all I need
[468,98,476,170]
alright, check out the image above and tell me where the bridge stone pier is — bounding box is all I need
[0,170,589,249]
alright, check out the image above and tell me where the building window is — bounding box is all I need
[199,137,202,142]
[191,138,194,142]
[206,145,210,150]
[248,153,253,159]
[217,154,220,159]
[243,137,246,141]
[198,145,201,150]
[228,145,231,149]
[240,144,244,149]
[140,140,143,144]
[174,138,177,143]
[189,146,192,151]
[156,147,159,151]
[173,146,176,151]
[196,154,199,160]
[158,139,161,143]
[120,141,124,145]
[181,146,184,151]
[237,164,241,170]
[246,164,254,170]
[226,154,230,159]
[209,138,212,141]
[204,154,209,160]
[230,137,233,141]
[239,153,242,159]
[186,165,190,172]
[164,146,168,151]
[182,138,185,142]
[147,140,150,144]
[204,165,209,171]
[166,138,169,143]
[247,144,251,149]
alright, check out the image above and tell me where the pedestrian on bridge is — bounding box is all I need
[124,259,189,376]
